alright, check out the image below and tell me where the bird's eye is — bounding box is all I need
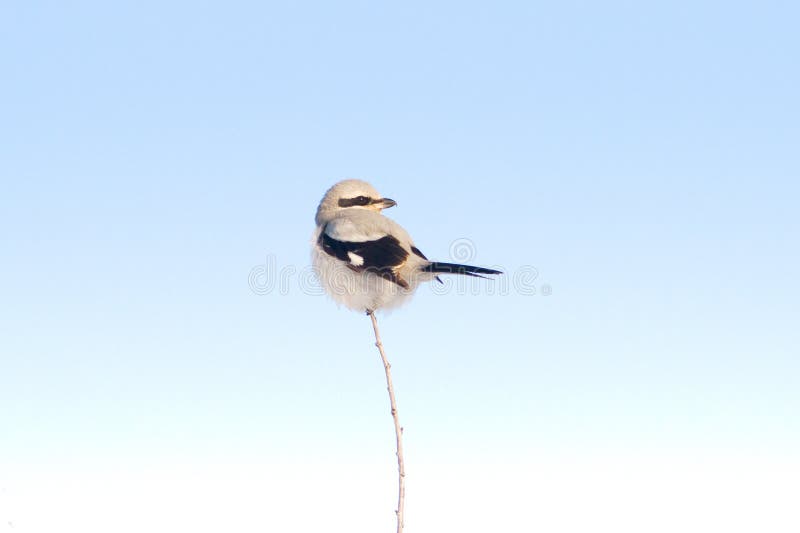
[338,195,373,208]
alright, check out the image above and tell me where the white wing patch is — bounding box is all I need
[347,252,364,266]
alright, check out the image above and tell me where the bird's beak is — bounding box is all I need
[373,197,397,209]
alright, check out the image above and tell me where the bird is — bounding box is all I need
[312,179,501,313]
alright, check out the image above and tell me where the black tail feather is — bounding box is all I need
[423,262,502,279]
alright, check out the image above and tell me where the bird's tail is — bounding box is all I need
[422,262,502,279]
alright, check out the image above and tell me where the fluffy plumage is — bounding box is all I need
[312,179,501,312]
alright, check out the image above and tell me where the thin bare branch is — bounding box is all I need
[368,310,405,533]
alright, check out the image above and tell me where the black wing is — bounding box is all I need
[410,245,443,284]
[319,228,410,288]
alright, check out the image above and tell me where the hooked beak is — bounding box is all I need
[372,197,397,209]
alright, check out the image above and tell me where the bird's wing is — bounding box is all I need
[320,218,411,288]
[410,245,443,284]
[409,245,428,260]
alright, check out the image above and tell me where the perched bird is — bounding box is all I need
[312,179,501,313]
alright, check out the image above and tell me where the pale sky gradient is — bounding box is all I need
[1,1,799,532]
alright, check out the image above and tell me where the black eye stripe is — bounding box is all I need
[338,195,372,207]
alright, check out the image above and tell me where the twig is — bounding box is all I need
[368,310,405,533]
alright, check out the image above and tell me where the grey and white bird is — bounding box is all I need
[312,179,501,313]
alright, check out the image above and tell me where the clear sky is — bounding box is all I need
[1,1,798,532]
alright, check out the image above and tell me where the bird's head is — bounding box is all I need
[315,179,396,225]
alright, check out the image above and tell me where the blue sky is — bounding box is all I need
[1,1,799,531]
